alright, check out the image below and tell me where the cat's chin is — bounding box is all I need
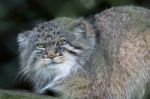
[47,63,61,69]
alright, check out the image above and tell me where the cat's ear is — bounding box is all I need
[79,20,95,38]
[17,31,33,49]
[69,20,95,39]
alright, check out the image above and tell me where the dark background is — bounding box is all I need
[0,0,149,89]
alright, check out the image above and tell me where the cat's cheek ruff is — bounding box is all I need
[38,52,80,93]
[30,51,80,94]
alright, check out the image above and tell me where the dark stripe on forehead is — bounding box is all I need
[34,22,57,34]
[46,31,63,39]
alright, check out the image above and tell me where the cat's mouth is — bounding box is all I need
[42,56,65,67]
[48,61,57,65]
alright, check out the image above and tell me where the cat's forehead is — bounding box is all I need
[32,18,78,41]
[33,26,73,43]
[34,21,65,37]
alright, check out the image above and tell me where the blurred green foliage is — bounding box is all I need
[0,0,149,89]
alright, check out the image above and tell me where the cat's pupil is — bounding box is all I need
[57,46,65,53]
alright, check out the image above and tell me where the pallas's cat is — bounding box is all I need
[18,6,150,99]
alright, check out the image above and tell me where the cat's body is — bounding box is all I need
[18,6,150,99]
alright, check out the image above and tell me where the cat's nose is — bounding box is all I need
[44,51,60,59]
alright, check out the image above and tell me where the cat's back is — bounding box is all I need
[90,6,150,99]
[93,6,150,60]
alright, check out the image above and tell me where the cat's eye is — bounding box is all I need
[57,39,67,46]
[36,43,45,49]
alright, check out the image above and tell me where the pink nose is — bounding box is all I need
[47,51,56,59]
[44,51,60,59]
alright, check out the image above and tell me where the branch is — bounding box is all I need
[0,89,71,99]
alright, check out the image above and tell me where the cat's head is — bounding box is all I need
[18,17,95,77]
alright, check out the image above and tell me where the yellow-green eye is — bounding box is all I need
[36,43,45,48]
[57,40,67,45]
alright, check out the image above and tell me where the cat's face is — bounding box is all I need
[18,18,95,77]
